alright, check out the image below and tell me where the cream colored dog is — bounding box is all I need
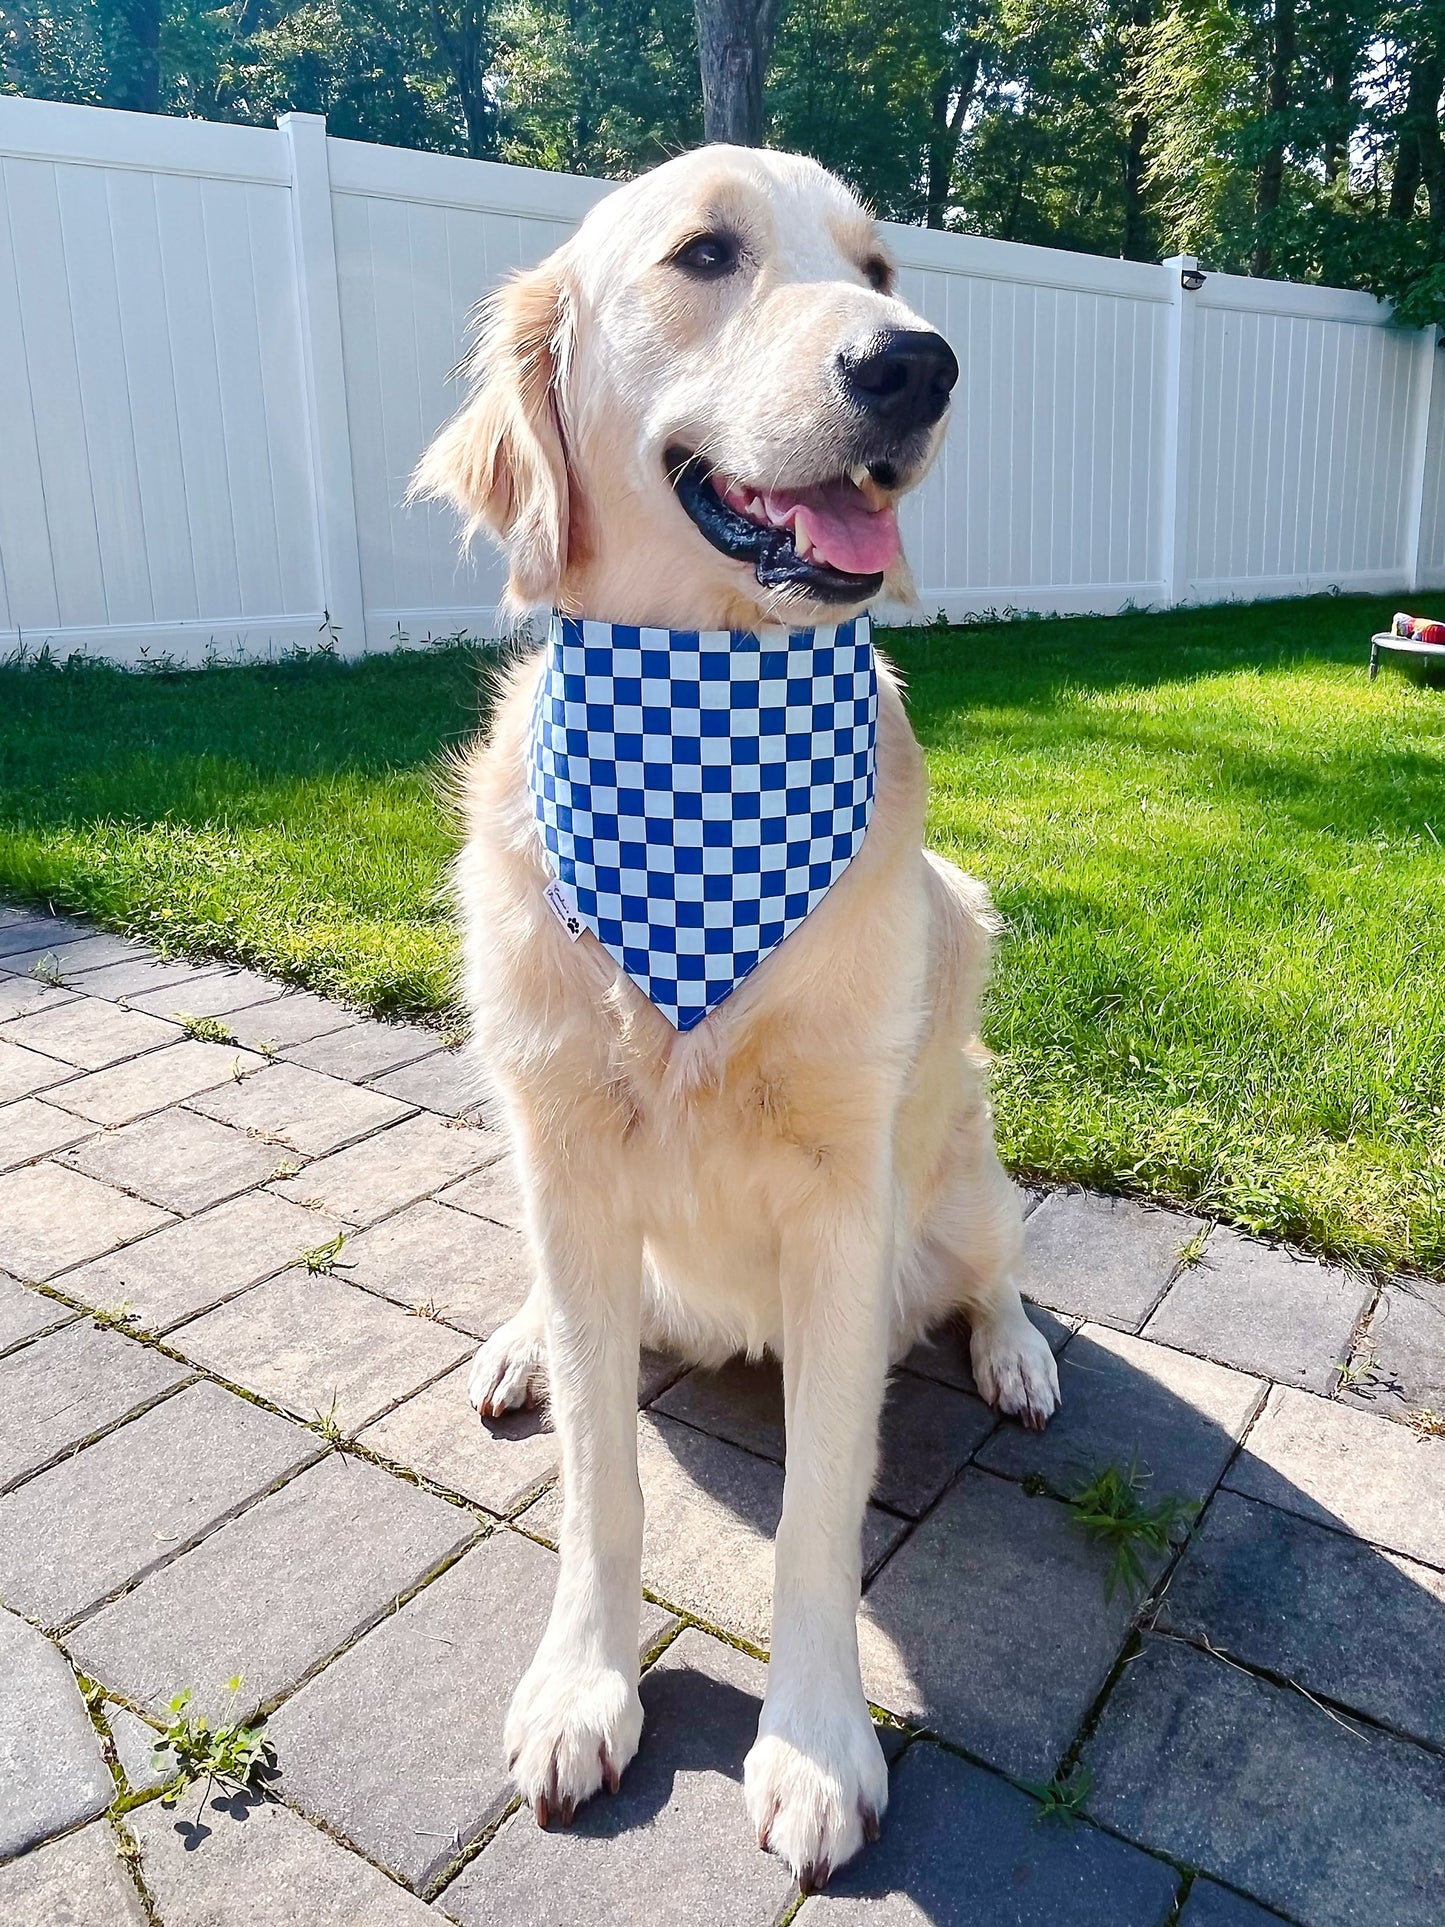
[415,143,1059,1889]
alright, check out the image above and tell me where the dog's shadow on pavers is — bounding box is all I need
[493,1310,1444,1927]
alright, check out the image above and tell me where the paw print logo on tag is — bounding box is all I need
[543,878,584,941]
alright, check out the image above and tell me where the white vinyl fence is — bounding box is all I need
[1,94,1442,666]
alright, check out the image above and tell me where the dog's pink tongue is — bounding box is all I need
[766,479,900,576]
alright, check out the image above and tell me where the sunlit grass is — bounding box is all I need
[2,593,1441,1276]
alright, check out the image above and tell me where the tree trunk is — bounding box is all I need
[1389,46,1445,225]
[693,0,785,145]
[107,0,162,115]
[1251,0,1296,277]
[1120,0,1152,260]
[431,1,496,159]
[925,53,980,229]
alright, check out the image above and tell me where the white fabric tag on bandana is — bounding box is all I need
[529,613,878,1031]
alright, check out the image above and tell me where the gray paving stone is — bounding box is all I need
[0,1095,97,1171]
[0,1036,76,1103]
[799,1741,1180,1926]
[342,1200,531,1336]
[439,1627,798,1927]
[284,1020,439,1082]
[902,1300,1075,1394]
[0,1269,74,1351]
[61,1107,285,1215]
[1342,1277,1445,1426]
[0,976,79,1022]
[0,1609,114,1856]
[1082,1635,1444,1927]
[46,1038,267,1128]
[656,1357,996,1518]
[0,1379,319,1627]
[0,1821,148,1927]
[68,1451,477,1720]
[0,1160,174,1281]
[226,991,360,1051]
[361,1365,559,1512]
[1143,1229,1371,1393]
[1019,1189,1205,1330]
[0,1319,188,1489]
[977,1324,1263,1503]
[127,965,290,1020]
[107,1705,168,1793]
[370,1047,485,1118]
[78,954,222,1001]
[1178,1879,1290,1925]
[271,1532,673,1891]
[857,1467,1150,1777]
[0,997,178,1070]
[172,1271,471,1431]
[130,1791,438,1925]
[0,931,142,977]
[272,1112,503,1227]
[1157,1488,1445,1748]
[1224,1384,1445,1570]
[438,1155,524,1228]
[189,1059,411,1157]
[0,913,89,958]
[525,1414,905,1650]
[58,1191,325,1331]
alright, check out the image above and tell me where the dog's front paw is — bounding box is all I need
[468,1313,548,1418]
[505,1654,643,1826]
[744,1704,888,1891]
[970,1307,1060,1430]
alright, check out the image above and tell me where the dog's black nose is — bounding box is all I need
[838,329,959,431]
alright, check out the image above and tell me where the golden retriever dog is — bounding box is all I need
[415,143,1059,1888]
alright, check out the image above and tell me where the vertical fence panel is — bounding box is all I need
[0,94,1441,662]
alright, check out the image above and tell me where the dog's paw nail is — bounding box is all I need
[534,1794,550,1829]
[799,1859,831,1894]
[861,1802,881,1842]
[600,1743,621,1795]
[558,1795,576,1826]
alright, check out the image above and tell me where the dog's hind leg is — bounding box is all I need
[908,1115,1058,1430]
[468,1290,549,1417]
[502,1147,647,1825]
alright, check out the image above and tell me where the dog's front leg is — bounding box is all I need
[504,1178,645,1825]
[745,1177,894,1889]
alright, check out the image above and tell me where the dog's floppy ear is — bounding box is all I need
[411,257,574,609]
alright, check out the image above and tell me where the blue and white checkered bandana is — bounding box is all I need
[530,614,877,1031]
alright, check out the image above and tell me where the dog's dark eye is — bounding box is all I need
[863,255,893,294]
[671,233,739,279]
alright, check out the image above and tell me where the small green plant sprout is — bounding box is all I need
[1064,1461,1196,1602]
[91,1301,139,1333]
[1174,1227,1210,1271]
[269,1158,302,1182]
[313,1393,347,1446]
[408,1296,448,1321]
[177,1013,236,1045]
[1021,1761,1092,1823]
[301,1231,350,1276]
[29,952,67,988]
[151,1679,275,1813]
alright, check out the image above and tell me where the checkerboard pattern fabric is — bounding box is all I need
[530,613,878,1031]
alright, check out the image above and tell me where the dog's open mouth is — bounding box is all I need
[667,450,900,601]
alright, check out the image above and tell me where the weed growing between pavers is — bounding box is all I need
[1020,1760,1093,1823]
[1173,1227,1209,1272]
[312,1393,349,1448]
[1044,1461,1197,1602]
[150,1679,276,1820]
[302,1232,350,1276]
[176,1013,237,1046]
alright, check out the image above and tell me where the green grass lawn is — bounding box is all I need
[3,594,1442,1278]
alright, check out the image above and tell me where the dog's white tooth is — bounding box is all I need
[848,463,870,489]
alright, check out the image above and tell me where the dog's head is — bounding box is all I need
[414,145,957,630]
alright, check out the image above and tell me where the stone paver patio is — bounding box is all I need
[0,905,1441,1926]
